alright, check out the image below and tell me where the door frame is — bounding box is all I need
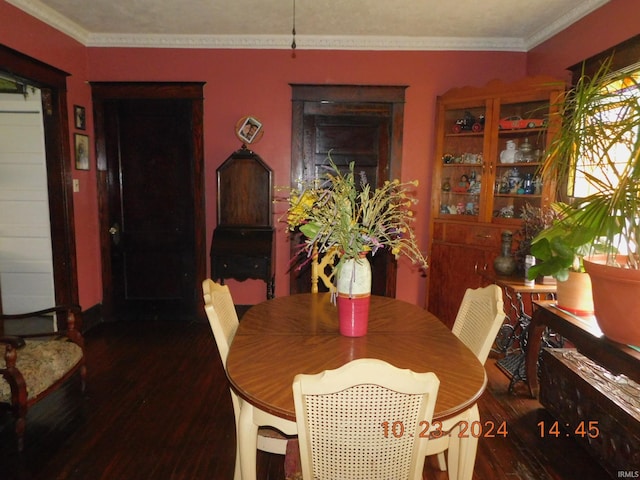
[91,82,206,320]
[290,84,407,296]
[0,44,78,310]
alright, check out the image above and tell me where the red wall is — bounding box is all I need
[1,0,638,310]
[86,47,525,305]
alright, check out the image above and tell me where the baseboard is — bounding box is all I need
[82,303,103,333]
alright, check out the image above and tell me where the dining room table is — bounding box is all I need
[226,292,488,480]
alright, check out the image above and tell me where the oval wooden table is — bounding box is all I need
[226,293,487,480]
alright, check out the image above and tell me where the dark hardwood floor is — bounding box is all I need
[0,315,611,479]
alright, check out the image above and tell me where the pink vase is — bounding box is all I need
[336,256,371,337]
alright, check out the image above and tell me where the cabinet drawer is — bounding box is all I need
[433,222,501,248]
[212,255,270,281]
[469,227,500,247]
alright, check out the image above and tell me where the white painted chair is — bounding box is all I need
[287,358,440,480]
[202,279,295,480]
[427,284,505,479]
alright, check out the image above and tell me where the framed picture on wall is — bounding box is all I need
[74,105,86,130]
[235,116,263,145]
[74,133,90,170]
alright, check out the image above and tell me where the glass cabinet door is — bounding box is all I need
[437,103,488,220]
[491,97,551,224]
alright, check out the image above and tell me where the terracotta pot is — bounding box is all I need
[555,271,594,316]
[583,255,640,346]
[336,256,371,337]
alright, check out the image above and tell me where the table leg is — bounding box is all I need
[238,402,258,480]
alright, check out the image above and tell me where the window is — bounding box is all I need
[570,69,640,198]
[566,35,640,201]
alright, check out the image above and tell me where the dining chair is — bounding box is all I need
[310,245,341,293]
[202,279,294,479]
[286,358,440,480]
[427,284,504,479]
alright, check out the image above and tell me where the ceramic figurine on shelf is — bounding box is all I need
[534,175,543,194]
[498,174,511,194]
[508,167,521,193]
[500,140,517,164]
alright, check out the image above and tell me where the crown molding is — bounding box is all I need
[524,0,610,50]
[7,0,90,45]
[85,33,526,52]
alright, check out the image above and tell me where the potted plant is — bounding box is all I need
[527,203,594,315]
[537,58,640,345]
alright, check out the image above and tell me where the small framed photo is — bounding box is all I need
[235,116,263,145]
[74,105,86,130]
[74,133,90,170]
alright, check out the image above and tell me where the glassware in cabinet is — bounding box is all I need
[492,98,551,223]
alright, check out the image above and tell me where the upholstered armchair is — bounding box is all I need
[0,305,86,451]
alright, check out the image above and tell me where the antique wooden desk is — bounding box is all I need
[210,146,275,299]
[226,293,487,480]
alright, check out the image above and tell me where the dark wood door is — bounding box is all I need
[93,83,206,321]
[290,85,407,297]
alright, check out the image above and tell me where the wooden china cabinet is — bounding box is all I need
[426,77,565,328]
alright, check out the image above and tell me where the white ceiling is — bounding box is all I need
[7,0,610,51]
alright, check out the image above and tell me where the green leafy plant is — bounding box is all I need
[527,203,592,281]
[282,157,427,270]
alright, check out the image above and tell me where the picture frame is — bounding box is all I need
[235,116,263,145]
[74,105,86,130]
[74,133,90,170]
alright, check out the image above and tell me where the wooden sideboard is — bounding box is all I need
[527,301,640,398]
[531,302,640,474]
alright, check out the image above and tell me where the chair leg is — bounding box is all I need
[436,451,448,471]
[16,416,25,452]
[238,403,259,480]
[233,444,241,480]
[446,404,481,480]
[80,363,87,393]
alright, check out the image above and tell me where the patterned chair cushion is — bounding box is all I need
[0,338,83,403]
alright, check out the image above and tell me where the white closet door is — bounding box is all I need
[0,88,55,313]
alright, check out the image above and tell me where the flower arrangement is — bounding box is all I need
[283,158,428,270]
